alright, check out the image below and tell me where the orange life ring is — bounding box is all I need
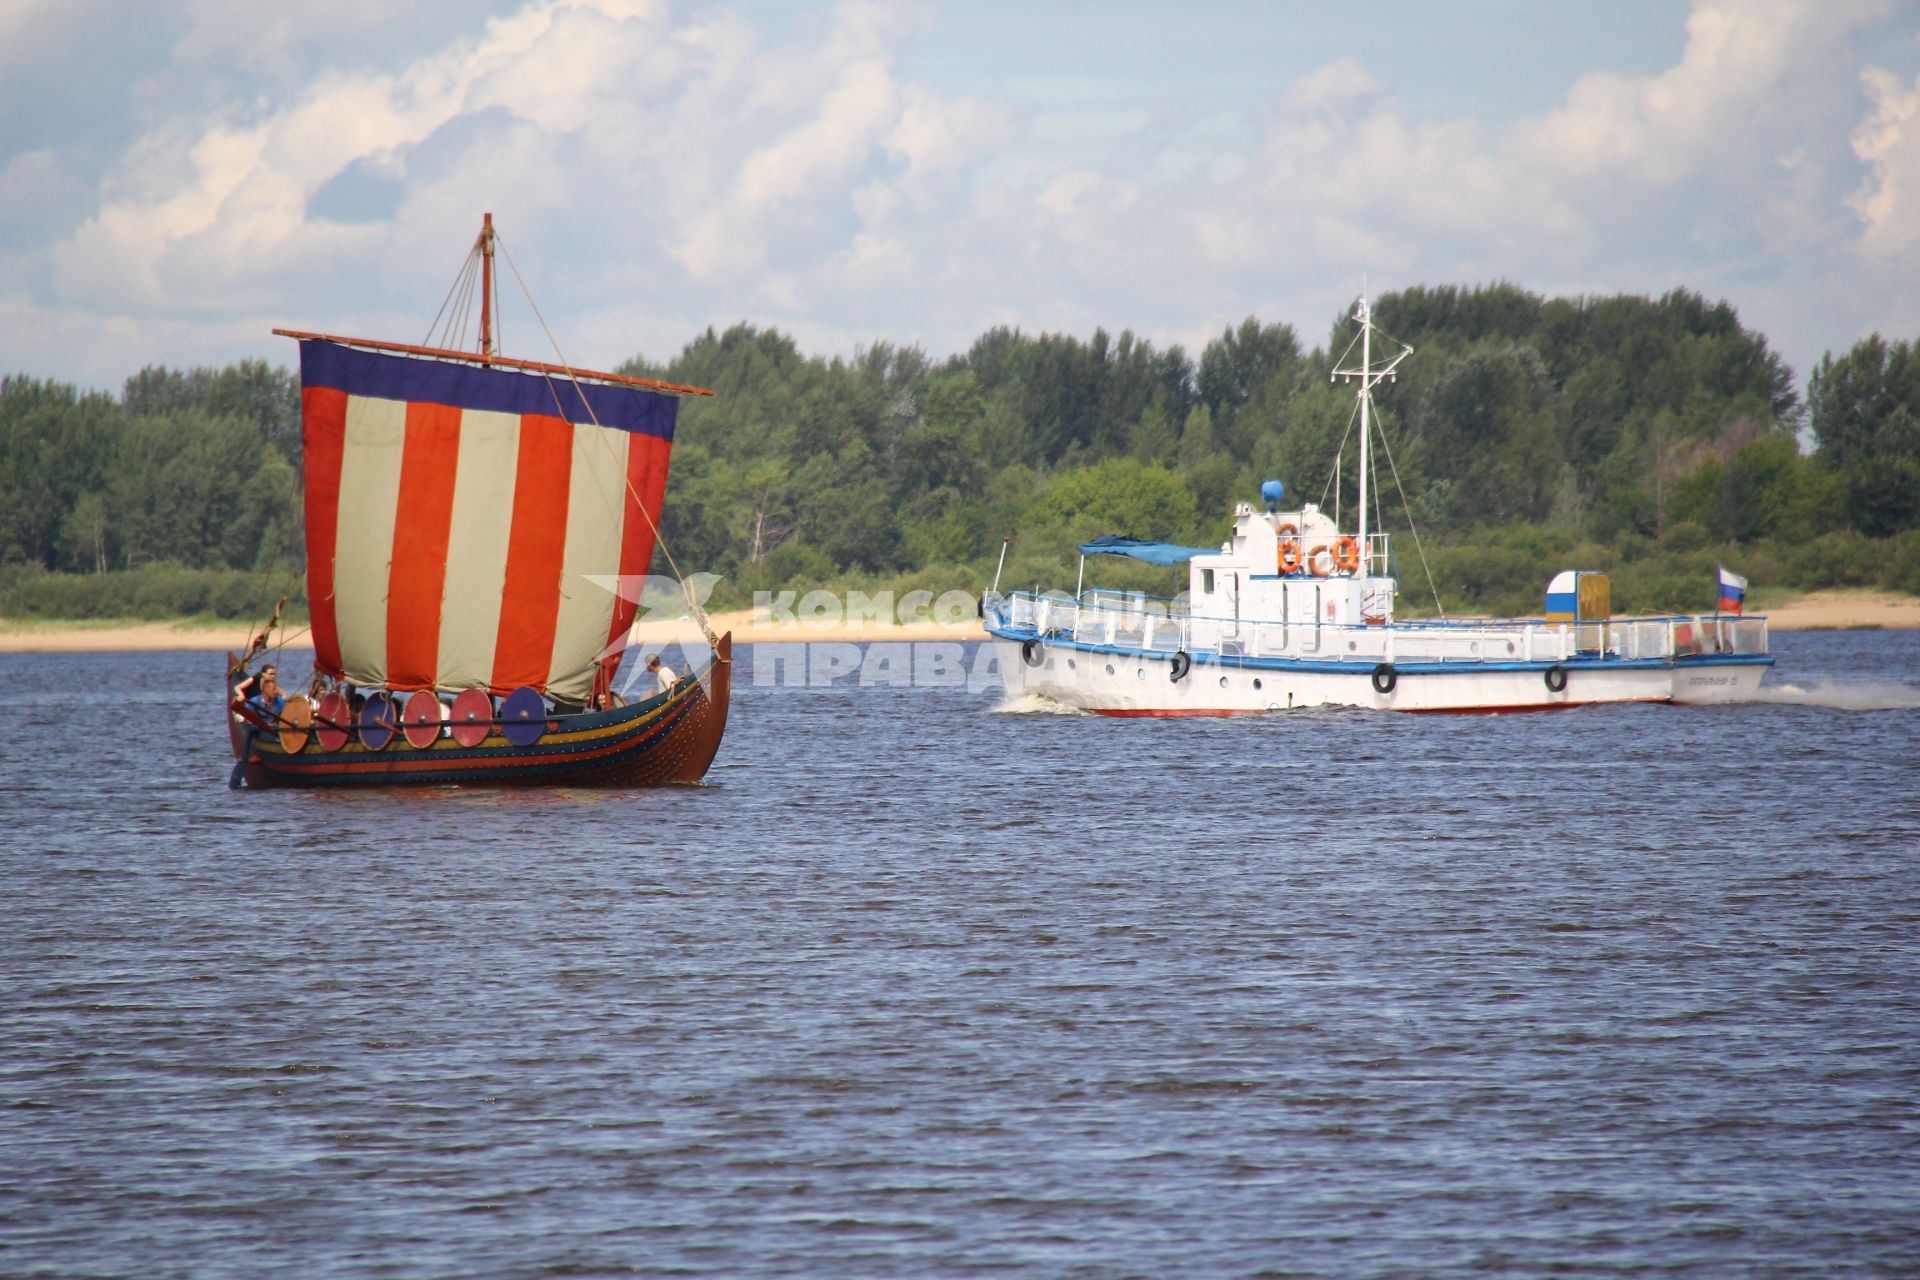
[1277,538,1302,573]
[1306,544,1335,576]
[1334,536,1361,573]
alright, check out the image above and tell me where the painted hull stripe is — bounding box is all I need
[989,629,1773,675]
[252,687,699,780]
[1089,696,1676,718]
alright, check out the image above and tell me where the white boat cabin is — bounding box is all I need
[1183,499,1395,654]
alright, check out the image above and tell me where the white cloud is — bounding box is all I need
[1513,0,1886,184]
[5,0,1919,393]
[1280,56,1380,113]
[1851,65,1920,256]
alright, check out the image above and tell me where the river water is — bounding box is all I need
[3,630,1918,1277]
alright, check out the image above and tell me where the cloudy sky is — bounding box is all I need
[3,0,1918,393]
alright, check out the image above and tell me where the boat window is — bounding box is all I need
[1201,568,1215,594]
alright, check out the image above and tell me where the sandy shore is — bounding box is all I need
[3,590,1916,653]
[1757,590,1920,631]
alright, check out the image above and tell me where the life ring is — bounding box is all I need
[1544,664,1568,693]
[1334,536,1361,573]
[1278,538,1302,573]
[1371,662,1397,694]
[1169,650,1192,682]
[1306,544,1335,576]
[1022,638,1044,667]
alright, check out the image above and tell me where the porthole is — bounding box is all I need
[1219,676,1228,688]
[1506,641,1516,654]
[1066,658,1076,670]
[1470,641,1481,655]
[1253,679,1263,690]
[1347,640,1357,652]
[1105,663,1115,676]
[1136,668,1146,681]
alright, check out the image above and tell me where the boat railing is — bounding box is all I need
[989,590,1769,664]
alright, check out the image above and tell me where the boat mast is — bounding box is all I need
[1357,295,1371,574]
[478,212,495,364]
[1333,293,1411,577]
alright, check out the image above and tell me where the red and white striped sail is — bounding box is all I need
[297,340,679,702]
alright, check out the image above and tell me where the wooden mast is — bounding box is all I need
[270,211,717,397]
[479,212,495,364]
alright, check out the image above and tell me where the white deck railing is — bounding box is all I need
[989,591,1769,664]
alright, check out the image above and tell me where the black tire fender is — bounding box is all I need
[1021,638,1044,667]
[1371,662,1397,694]
[1169,650,1192,682]
[1544,664,1568,693]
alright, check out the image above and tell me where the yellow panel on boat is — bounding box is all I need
[1579,573,1610,621]
[1546,570,1610,622]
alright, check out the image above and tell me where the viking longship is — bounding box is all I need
[226,214,730,788]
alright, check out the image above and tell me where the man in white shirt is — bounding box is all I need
[646,653,678,694]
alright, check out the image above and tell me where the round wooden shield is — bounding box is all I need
[360,692,396,751]
[450,687,492,748]
[500,686,547,747]
[277,695,314,755]
[402,690,444,749]
[314,692,351,752]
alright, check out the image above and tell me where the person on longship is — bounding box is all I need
[247,670,285,720]
[233,663,276,704]
[647,654,678,694]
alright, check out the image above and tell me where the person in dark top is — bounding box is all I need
[233,663,276,704]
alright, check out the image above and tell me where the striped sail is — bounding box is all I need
[298,341,676,702]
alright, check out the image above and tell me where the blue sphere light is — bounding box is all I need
[1260,480,1286,506]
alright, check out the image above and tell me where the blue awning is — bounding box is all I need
[1077,535,1214,566]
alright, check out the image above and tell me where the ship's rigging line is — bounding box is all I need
[1316,304,1445,619]
[1367,399,1447,621]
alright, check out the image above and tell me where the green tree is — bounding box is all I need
[1028,459,1200,543]
[0,377,120,568]
[1808,335,1920,537]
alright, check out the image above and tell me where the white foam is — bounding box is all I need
[991,692,1090,715]
[1744,678,1920,711]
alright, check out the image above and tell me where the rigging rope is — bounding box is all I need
[495,235,723,654]
[1367,400,1448,621]
[422,242,479,349]
[1317,395,1362,519]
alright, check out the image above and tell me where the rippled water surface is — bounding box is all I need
[4,631,1919,1278]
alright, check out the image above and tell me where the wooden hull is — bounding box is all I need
[230,635,732,789]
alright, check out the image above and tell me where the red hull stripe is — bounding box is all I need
[1090,707,1273,717]
[1090,696,1673,718]
[302,386,348,675]
[608,431,671,648]
[491,413,575,692]
[386,401,463,690]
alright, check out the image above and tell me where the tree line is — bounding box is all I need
[3,283,1917,618]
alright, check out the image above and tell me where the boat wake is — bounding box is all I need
[992,692,1090,715]
[1744,678,1920,711]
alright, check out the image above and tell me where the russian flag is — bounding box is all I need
[1717,565,1747,615]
